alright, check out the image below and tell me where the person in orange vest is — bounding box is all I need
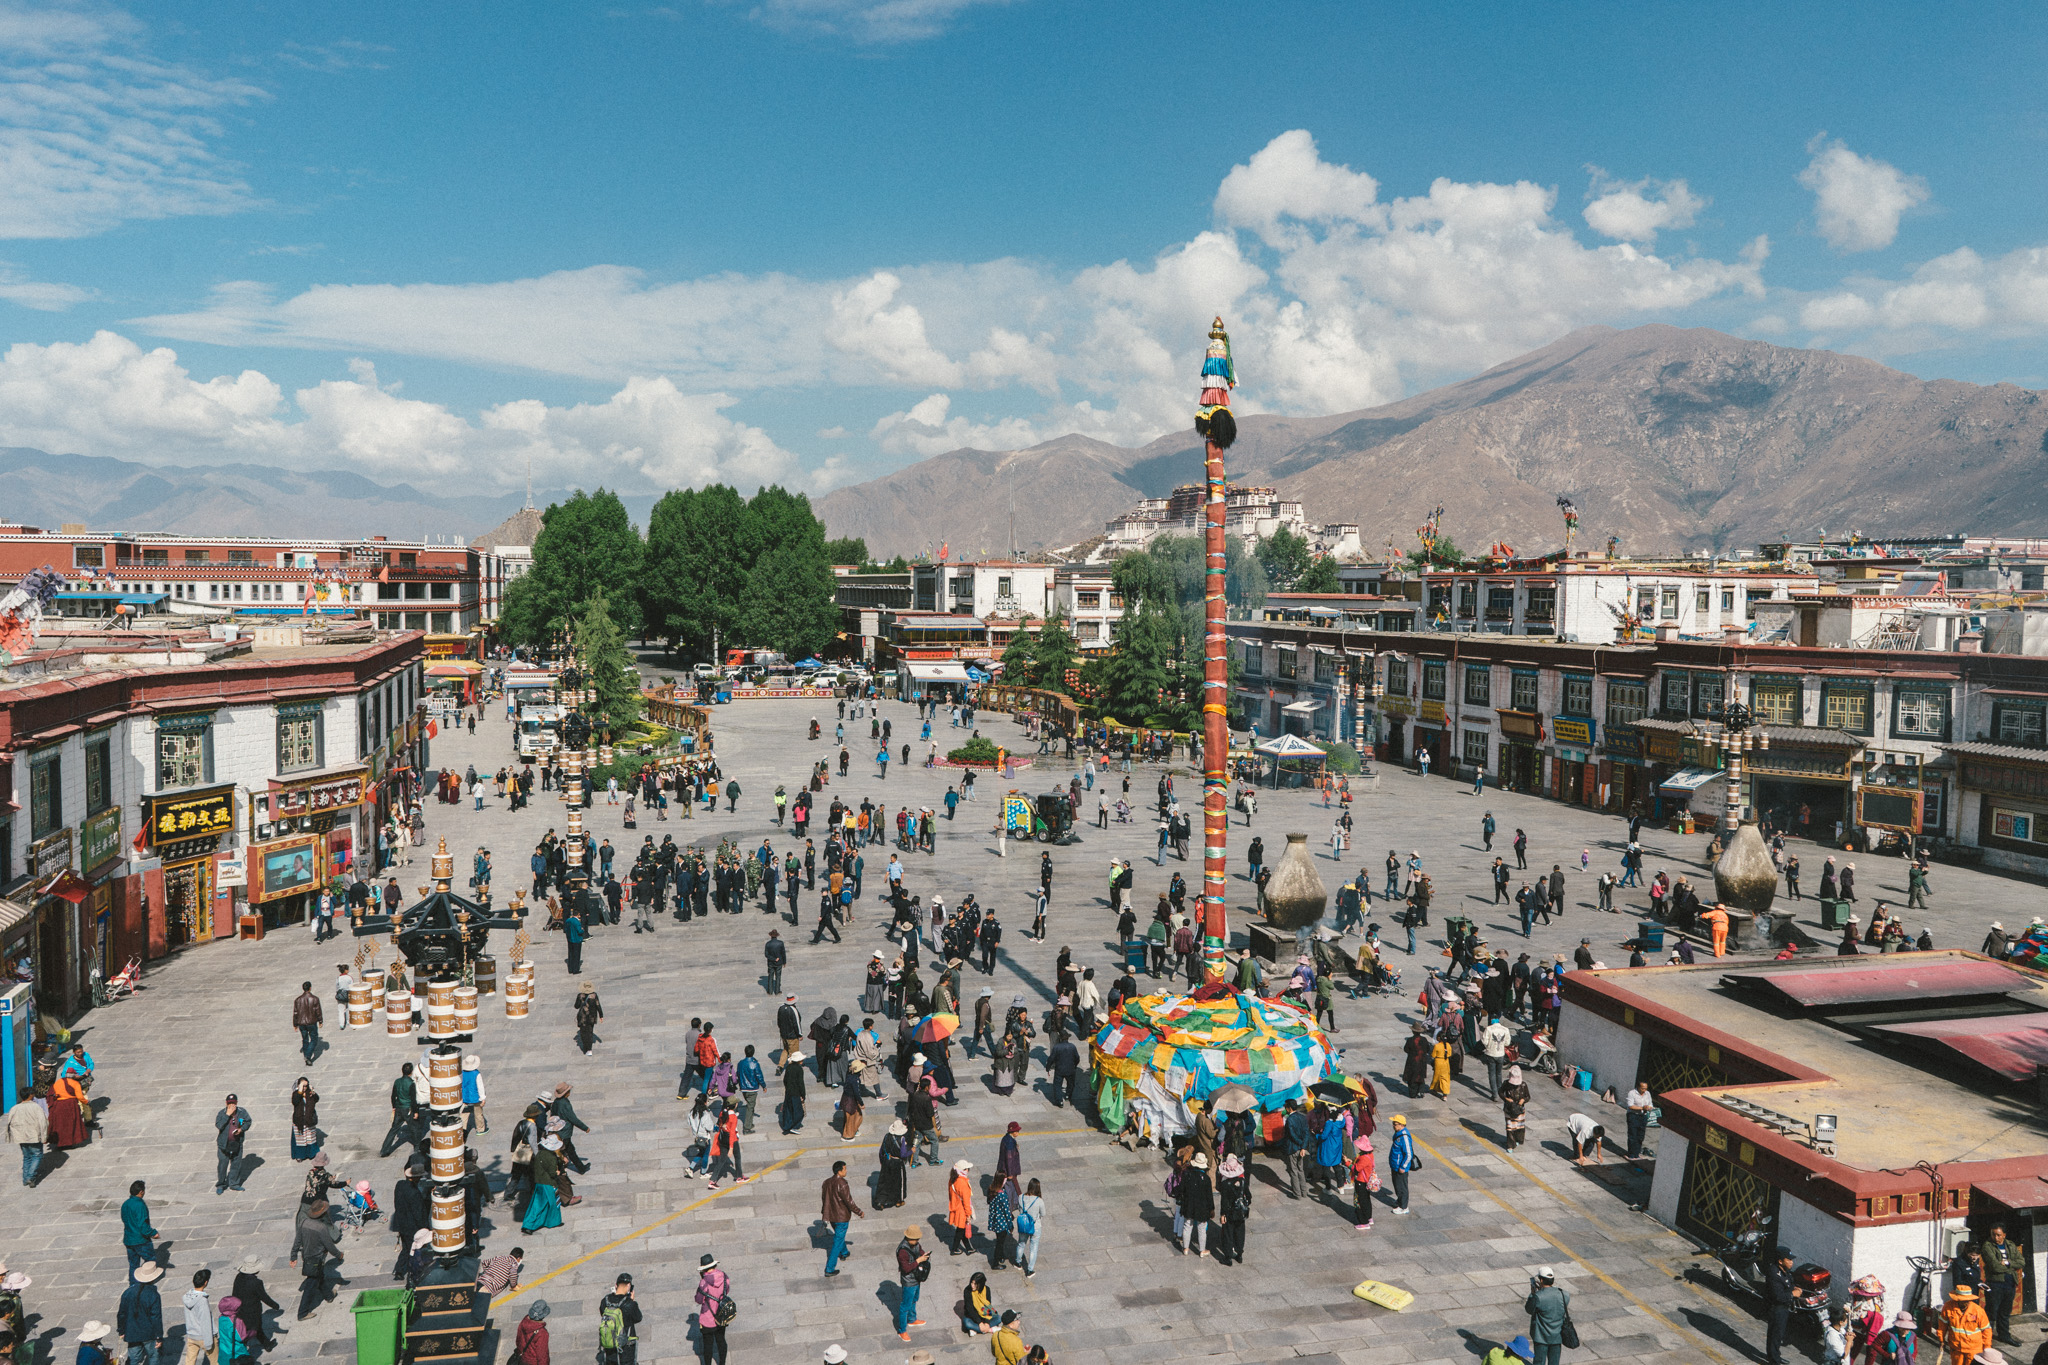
[1703,902,1731,958]
[1940,1283,1992,1365]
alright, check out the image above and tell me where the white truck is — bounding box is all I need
[515,703,567,758]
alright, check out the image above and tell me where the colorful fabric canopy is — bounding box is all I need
[1091,987,1335,1138]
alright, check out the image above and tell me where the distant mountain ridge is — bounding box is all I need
[0,447,650,541]
[816,325,2048,558]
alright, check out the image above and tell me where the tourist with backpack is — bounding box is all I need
[598,1274,641,1365]
[693,1255,732,1364]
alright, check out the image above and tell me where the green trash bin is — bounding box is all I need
[1818,897,1849,932]
[350,1288,412,1365]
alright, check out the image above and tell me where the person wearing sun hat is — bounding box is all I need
[522,1137,565,1233]
[693,1256,731,1364]
[1386,1115,1419,1214]
[894,1226,931,1340]
[946,1160,977,1256]
[75,1321,114,1365]
[1481,1335,1534,1365]
[117,1259,165,1361]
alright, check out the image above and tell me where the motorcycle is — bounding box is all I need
[1702,1212,1831,1340]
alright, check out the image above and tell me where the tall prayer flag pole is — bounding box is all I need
[1195,318,1237,982]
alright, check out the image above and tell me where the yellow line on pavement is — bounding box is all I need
[494,1127,1088,1310]
[1409,1132,1733,1365]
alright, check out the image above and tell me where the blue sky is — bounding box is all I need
[0,0,2042,498]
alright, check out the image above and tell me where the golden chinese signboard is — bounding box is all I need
[143,784,236,846]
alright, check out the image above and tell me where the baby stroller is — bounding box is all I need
[337,1180,381,1233]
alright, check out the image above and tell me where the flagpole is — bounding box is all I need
[1196,318,1237,983]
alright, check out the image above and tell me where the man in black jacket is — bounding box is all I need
[381,1063,420,1158]
[763,930,787,995]
[1046,1031,1080,1108]
[977,913,1001,975]
[781,1049,808,1134]
[389,1166,428,1278]
[1763,1248,1794,1365]
[777,997,802,1067]
[598,1274,642,1365]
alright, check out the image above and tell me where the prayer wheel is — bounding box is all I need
[426,1001,455,1039]
[385,990,413,1036]
[427,1118,466,1181]
[429,1183,467,1253]
[504,977,530,1019]
[369,981,386,1014]
[426,978,457,1010]
[474,955,497,996]
[453,985,479,1035]
[427,1045,463,1080]
[428,1072,463,1112]
[347,984,373,1029]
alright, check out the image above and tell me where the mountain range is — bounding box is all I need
[3,324,2045,555]
[815,324,2048,558]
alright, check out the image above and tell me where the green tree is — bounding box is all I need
[642,485,747,659]
[1406,536,1466,570]
[998,623,1039,686]
[824,536,869,565]
[515,489,644,645]
[1092,598,1181,726]
[1256,526,1315,590]
[736,488,839,657]
[1032,610,1078,692]
[1295,555,1341,594]
[574,591,643,729]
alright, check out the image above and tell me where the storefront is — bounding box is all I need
[1497,709,1541,792]
[79,806,123,990]
[1376,695,1412,765]
[1748,729,1862,844]
[1603,725,1647,813]
[143,785,236,950]
[1943,742,2048,876]
[24,830,83,1018]
[261,767,366,892]
[1412,700,1448,773]
[1549,716,1598,806]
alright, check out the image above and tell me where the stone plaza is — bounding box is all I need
[6,688,2034,1365]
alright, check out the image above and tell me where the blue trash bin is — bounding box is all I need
[1124,939,1147,973]
[1637,920,1664,952]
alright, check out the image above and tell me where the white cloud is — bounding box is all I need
[1213,129,1382,248]
[1582,169,1705,245]
[0,261,88,310]
[0,330,807,493]
[131,130,1774,473]
[1798,137,1930,253]
[0,5,263,238]
[717,0,1013,42]
[1798,245,2048,345]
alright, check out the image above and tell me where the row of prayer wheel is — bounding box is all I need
[341,958,528,1036]
[425,1044,470,1252]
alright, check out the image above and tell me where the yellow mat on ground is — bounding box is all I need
[1352,1279,1414,1311]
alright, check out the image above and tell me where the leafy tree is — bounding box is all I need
[516,489,643,645]
[998,624,1039,686]
[1256,526,1314,590]
[1092,598,1181,727]
[824,536,868,565]
[736,488,839,658]
[1406,536,1466,570]
[496,572,548,649]
[1032,610,1078,692]
[643,485,747,658]
[1295,555,1341,594]
[573,591,643,729]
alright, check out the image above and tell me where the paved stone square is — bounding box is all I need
[7,686,2036,1365]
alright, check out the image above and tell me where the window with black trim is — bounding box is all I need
[85,732,112,815]
[28,750,60,839]
[1422,661,1446,701]
[1606,681,1647,729]
[1462,729,1490,765]
[1562,675,1593,716]
[1993,702,2045,749]
[1511,673,1539,711]
[1820,682,1873,735]
[1485,587,1514,620]
[156,713,214,790]
[1693,674,1725,718]
[1662,671,1690,715]
[1752,677,1802,726]
[1891,689,1950,741]
[1385,658,1410,696]
[1463,664,1491,706]
[278,701,325,774]
[1525,585,1556,624]
[1278,648,1297,679]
